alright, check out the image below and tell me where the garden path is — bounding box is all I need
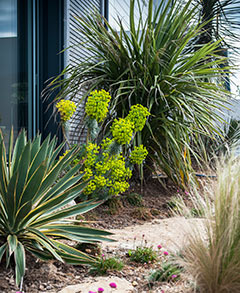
[60,217,205,293]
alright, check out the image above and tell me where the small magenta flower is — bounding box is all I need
[177,189,180,193]
[161,290,165,293]
[98,288,104,292]
[172,274,177,279]
[157,244,162,249]
[102,254,105,258]
[89,291,96,293]
[185,191,189,195]
[163,251,169,256]
[109,282,117,288]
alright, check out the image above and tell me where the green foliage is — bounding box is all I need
[49,0,231,187]
[105,196,124,215]
[128,246,158,264]
[193,0,240,50]
[125,193,143,207]
[89,255,124,275]
[0,129,113,286]
[148,262,182,283]
[178,157,240,292]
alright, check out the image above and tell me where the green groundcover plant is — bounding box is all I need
[0,129,114,287]
[49,0,231,187]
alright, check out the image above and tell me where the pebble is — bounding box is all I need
[132,281,138,286]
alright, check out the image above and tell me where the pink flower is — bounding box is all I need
[185,191,189,195]
[172,274,177,279]
[98,288,104,292]
[161,290,165,293]
[109,282,117,288]
[177,189,180,193]
[163,251,169,256]
[89,291,96,293]
[157,244,162,249]
[102,254,105,258]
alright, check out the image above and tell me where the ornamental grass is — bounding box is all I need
[178,157,240,293]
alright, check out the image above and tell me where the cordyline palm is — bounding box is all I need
[0,129,113,286]
[49,0,231,186]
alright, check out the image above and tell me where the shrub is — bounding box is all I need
[89,255,124,275]
[179,157,240,292]
[125,193,143,207]
[0,129,113,287]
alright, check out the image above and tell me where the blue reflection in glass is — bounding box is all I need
[0,0,17,38]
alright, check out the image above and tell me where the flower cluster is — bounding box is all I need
[127,104,150,131]
[111,118,133,144]
[82,142,132,196]
[56,100,76,122]
[130,145,148,165]
[85,89,111,122]
[88,283,117,293]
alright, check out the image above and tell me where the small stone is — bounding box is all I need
[132,281,138,286]
[39,284,45,290]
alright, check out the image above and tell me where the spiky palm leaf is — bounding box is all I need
[0,129,113,286]
[195,0,240,49]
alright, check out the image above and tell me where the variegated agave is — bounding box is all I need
[0,129,113,286]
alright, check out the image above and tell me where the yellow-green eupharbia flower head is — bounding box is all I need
[56,100,76,122]
[127,104,150,132]
[85,89,111,122]
[130,145,148,164]
[111,118,133,145]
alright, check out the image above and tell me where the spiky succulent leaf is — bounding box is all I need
[0,130,113,286]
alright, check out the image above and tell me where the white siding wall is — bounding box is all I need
[65,0,102,145]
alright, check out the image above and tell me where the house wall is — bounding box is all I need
[65,0,102,145]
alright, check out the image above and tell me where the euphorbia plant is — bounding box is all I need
[56,90,150,200]
[0,129,113,287]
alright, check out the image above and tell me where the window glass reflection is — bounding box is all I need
[0,0,29,145]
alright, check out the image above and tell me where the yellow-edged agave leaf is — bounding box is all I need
[14,242,25,286]
[30,133,41,161]
[7,234,18,256]
[30,200,101,228]
[27,135,51,180]
[0,140,8,197]
[0,130,113,286]
[52,240,96,263]
[11,130,27,176]
[0,243,7,262]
